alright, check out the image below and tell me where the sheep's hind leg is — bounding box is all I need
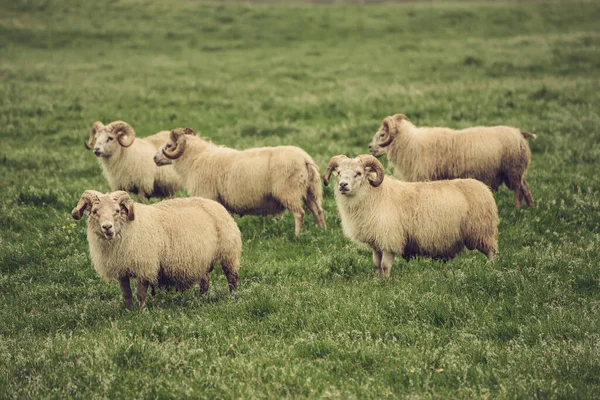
[505,173,524,209]
[477,241,498,262]
[521,178,534,208]
[199,272,210,296]
[381,251,395,278]
[119,276,133,310]
[136,278,150,310]
[304,195,326,230]
[372,248,383,277]
[221,260,239,293]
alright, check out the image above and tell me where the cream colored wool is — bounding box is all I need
[369,114,535,208]
[72,190,241,309]
[324,155,498,277]
[154,128,326,236]
[85,121,180,201]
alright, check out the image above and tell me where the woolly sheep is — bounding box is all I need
[85,121,181,201]
[368,114,536,208]
[323,154,498,277]
[153,128,326,236]
[72,190,242,310]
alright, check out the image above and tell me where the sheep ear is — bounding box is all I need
[113,191,135,221]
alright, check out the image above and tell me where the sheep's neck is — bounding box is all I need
[387,125,420,181]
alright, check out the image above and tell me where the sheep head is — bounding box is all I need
[369,114,409,157]
[324,154,385,195]
[155,127,196,165]
[72,190,135,240]
[86,121,136,158]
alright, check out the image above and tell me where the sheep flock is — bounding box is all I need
[74,115,536,309]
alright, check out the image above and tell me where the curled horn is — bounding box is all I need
[72,190,103,220]
[85,121,104,150]
[112,191,135,221]
[162,128,194,160]
[108,121,135,148]
[357,154,385,187]
[323,155,348,186]
[377,116,396,147]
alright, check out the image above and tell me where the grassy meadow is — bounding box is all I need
[1,0,600,397]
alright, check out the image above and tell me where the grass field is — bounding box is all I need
[1,0,600,398]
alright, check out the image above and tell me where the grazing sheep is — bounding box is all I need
[72,190,242,310]
[85,121,180,201]
[324,154,498,277]
[153,128,326,236]
[368,114,536,208]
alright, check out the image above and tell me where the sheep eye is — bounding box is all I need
[355,172,362,177]
[107,137,113,141]
[92,210,98,216]
[114,210,120,215]
[379,133,384,137]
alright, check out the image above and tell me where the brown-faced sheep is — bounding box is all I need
[368,114,535,208]
[85,121,180,201]
[153,128,326,236]
[324,155,498,277]
[72,190,242,310]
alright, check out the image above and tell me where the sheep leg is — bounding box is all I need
[304,196,326,230]
[221,260,239,293]
[199,273,210,296]
[521,178,534,208]
[506,174,524,209]
[477,242,498,262]
[381,251,395,278]
[280,198,305,236]
[372,248,383,276]
[136,278,149,310]
[119,276,133,310]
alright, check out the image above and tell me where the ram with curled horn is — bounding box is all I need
[153,127,326,236]
[71,189,242,310]
[326,154,499,278]
[83,120,181,201]
[368,113,536,209]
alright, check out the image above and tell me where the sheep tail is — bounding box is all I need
[306,162,323,201]
[521,131,537,139]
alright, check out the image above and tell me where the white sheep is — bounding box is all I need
[153,128,326,236]
[72,190,242,310]
[323,154,499,277]
[85,121,180,201]
[368,114,536,208]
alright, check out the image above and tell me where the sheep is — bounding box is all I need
[71,190,242,310]
[323,154,498,277]
[85,121,181,201]
[368,114,536,208]
[153,127,326,236]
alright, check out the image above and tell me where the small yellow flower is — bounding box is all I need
[70,223,76,228]
[436,368,444,373]
[410,369,414,373]
[62,226,66,230]
[68,229,72,234]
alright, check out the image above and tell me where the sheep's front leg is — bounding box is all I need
[119,276,133,310]
[381,251,395,278]
[372,248,383,277]
[136,278,150,310]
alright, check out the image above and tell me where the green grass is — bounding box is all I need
[1,0,600,397]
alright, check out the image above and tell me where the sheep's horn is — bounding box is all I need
[377,116,396,147]
[357,154,385,187]
[112,190,135,221]
[162,128,191,160]
[109,121,135,148]
[85,121,104,150]
[72,190,103,220]
[323,155,348,186]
